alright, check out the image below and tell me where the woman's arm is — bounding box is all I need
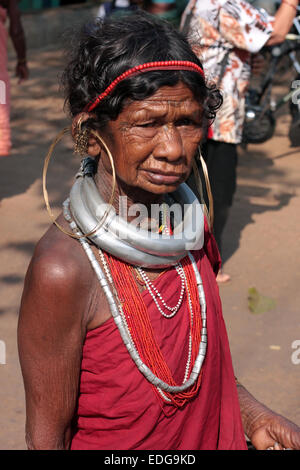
[18,238,92,450]
[267,0,298,45]
[237,382,300,450]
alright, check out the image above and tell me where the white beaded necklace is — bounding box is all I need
[135,265,186,318]
[134,203,187,319]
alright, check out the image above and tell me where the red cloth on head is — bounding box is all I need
[70,225,247,450]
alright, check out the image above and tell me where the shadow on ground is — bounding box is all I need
[222,145,297,264]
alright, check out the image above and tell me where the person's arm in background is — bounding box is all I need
[267,0,298,44]
[7,0,28,81]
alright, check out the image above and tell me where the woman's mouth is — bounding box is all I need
[143,169,183,185]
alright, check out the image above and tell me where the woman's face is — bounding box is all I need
[99,82,204,196]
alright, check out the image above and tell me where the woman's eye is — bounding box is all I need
[176,118,197,126]
[136,122,155,128]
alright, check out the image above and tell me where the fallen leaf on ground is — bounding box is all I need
[248,287,276,314]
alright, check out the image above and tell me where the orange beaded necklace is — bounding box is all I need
[103,251,203,407]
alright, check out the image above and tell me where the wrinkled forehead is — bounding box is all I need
[122,84,203,118]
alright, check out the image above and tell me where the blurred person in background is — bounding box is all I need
[145,0,188,27]
[96,0,141,19]
[0,0,28,157]
[181,0,298,283]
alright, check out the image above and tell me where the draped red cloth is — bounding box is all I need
[70,224,247,450]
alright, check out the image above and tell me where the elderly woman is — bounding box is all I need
[18,12,300,450]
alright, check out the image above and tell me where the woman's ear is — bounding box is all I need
[72,112,102,157]
[71,112,90,139]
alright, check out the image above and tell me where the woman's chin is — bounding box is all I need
[142,181,183,196]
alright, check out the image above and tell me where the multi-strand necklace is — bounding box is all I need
[134,263,194,389]
[97,202,201,404]
[100,249,204,407]
[63,187,208,407]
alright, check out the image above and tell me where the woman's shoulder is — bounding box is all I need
[28,217,94,293]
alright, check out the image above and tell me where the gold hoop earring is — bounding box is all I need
[42,127,116,239]
[192,148,214,230]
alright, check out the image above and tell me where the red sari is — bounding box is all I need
[70,226,247,450]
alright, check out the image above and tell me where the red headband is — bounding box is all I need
[84,60,205,113]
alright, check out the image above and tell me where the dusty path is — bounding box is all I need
[0,47,299,450]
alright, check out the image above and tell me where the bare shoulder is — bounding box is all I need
[30,221,93,290]
[20,215,96,329]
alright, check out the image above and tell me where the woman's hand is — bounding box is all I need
[237,383,300,450]
[250,413,300,450]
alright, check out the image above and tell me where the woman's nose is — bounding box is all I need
[154,124,184,162]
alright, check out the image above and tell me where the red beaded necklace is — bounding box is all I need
[103,251,203,407]
[84,60,205,112]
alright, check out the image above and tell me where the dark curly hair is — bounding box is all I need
[61,11,222,130]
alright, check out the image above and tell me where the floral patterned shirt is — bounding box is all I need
[181,0,274,143]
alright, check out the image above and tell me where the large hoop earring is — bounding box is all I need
[192,148,214,230]
[42,127,116,239]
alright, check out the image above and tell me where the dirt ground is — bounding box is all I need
[0,47,299,450]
